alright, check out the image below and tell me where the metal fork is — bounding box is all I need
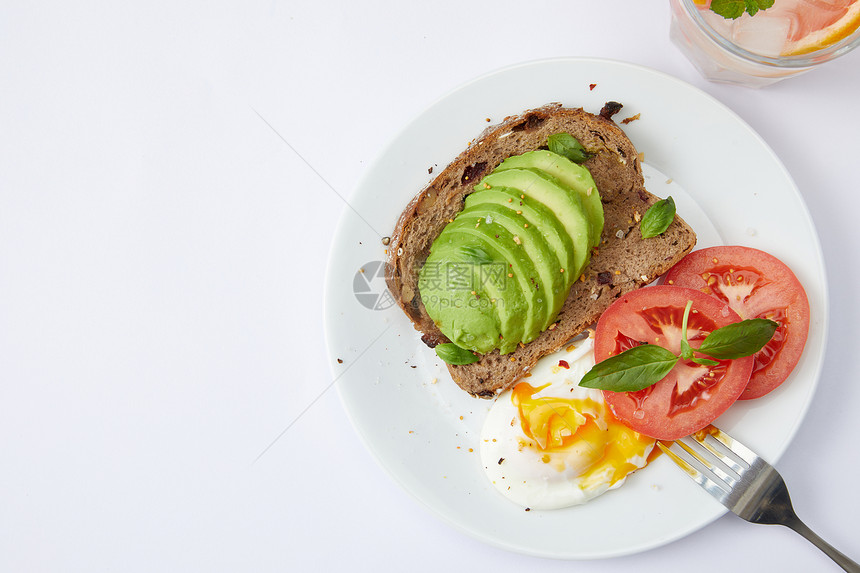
[658,425,860,572]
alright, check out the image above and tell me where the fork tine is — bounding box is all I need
[693,433,746,475]
[656,441,699,478]
[675,437,741,489]
[705,425,758,466]
[657,441,730,501]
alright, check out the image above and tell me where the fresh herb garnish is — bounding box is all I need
[547,133,592,164]
[709,0,774,20]
[580,300,777,392]
[698,318,779,359]
[579,344,679,392]
[458,245,493,265]
[435,343,481,365]
[640,196,676,238]
[679,300,695,361]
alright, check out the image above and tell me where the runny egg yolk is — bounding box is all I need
[511,382,656,488]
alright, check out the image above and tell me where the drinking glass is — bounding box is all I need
[669,0,860,87]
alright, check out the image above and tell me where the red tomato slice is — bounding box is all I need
[594,286,753,441]
[664,246,810,400]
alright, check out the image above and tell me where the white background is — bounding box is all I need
[1,2,859,572]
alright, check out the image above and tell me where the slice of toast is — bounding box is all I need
[386,103,696,397]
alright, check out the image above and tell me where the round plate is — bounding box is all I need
[323,58,827,559]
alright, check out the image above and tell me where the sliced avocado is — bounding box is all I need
[426,233,526,354]
[464,185,576,293]
[449,242,525,355]
[477,168,593,279]
[495,150,604,248]
[418,236,501,354]
[453,201,565,332]
[428,232,529,354]
[444,210,546,345]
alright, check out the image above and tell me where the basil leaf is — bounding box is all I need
[640,196,676,239]
[434,343,481,365]
[710,0,773,19]
[579,344,679,392]
[680,342,694,361]
[458,245,493,265]
[679,301,720,366]
[547,133,591,164]
[679,300,694,361]
[697,318,779,360]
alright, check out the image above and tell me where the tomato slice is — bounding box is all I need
[594,286,752,441]
[664,246,810,400]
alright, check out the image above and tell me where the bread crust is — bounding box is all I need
[386,103,696,397]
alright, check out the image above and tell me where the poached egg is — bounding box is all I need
[479,337,656,509]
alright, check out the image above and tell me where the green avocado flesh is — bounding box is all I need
[496,150,604,248]
[445,210,548,344]
[478,168,592,278]
[418,145,603,356]
[417,238,502,354]
[456,203,565,333]
[465,186,577,284]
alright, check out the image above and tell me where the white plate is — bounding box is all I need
[323,58,828,559]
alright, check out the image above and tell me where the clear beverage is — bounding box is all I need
[699,0,858,57]
[670,0,860,87]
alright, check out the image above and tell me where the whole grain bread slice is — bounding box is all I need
[386,103,696,397]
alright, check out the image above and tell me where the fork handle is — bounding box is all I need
[786,518,860,572]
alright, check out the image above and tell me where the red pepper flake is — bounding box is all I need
[589,83,597,90]
[558,360,570,369]
[621,113,641,125]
